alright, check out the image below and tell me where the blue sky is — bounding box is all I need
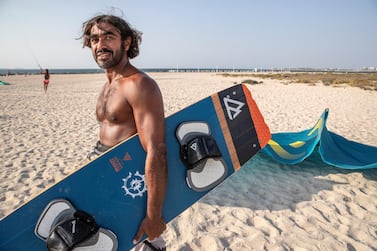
[1,0,376,69]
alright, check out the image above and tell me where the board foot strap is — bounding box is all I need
[35,199,118,251]
[176,121,228,192]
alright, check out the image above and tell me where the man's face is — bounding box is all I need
[89,22,125,69]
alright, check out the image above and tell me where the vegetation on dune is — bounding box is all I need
[241,79,262,85]
[221,72,377,91]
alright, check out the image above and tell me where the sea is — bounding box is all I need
[0,68,256,76]
[1,67,375,76]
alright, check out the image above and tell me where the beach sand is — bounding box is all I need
[1,72,376,250]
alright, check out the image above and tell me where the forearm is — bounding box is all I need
[145,144,168,219]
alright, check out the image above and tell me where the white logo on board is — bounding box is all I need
[223,93,245,120]
[190,142,197,151]
[121,171,147,199]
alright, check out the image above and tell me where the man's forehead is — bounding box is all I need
[90,22,121,36]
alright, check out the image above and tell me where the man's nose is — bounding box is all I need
[97,37,107,47]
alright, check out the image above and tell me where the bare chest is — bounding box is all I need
[96,84,132,123]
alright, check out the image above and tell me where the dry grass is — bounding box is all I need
[220,72,377,91]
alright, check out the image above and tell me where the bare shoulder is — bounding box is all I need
[120,71,161,104]
[133,72,159,93]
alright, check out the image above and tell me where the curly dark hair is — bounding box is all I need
[80,15,142,59]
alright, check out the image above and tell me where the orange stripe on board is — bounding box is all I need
[211,93,241,171]
[242,84,271,148]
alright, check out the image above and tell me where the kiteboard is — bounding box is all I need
[0,84,271,250]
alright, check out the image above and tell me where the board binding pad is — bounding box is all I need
[176,121,228,192]
[35,199,118,251]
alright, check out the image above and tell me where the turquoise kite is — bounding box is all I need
[0,81,10,85]
[262,109,377,169]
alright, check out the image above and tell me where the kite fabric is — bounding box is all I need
[262,109,377,169]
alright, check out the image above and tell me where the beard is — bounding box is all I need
[94,44,126,69]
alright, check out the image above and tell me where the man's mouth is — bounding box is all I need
[96,49,113,60]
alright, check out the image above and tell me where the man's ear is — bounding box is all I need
[124,37,132,51]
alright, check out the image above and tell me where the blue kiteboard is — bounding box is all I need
[0,84,271,250]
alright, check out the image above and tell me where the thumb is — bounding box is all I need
[133,226,144,245]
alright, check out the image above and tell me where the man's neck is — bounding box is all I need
[105,59,131,83]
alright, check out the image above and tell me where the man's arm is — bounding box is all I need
[127,77,168,242]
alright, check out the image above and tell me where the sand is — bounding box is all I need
[0,72,376,250]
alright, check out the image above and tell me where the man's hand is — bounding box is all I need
[133,216,166,244]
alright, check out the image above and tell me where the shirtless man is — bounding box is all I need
[81,15,167,251]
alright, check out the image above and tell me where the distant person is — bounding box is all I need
[42,69,50,93]
[81,14,168,251]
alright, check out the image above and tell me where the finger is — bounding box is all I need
[133,226,144,245]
